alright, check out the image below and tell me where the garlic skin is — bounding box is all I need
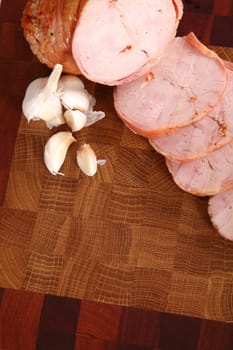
[76,144,97,176]
[44,131,76,175]
[85,110,105,127]
[85,94,105,126]
[63,109,87,132]
[22,64,64,128]
[97,159,107,166]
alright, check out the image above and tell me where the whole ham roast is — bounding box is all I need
[21,0,183,85]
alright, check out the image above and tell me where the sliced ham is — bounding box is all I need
[208,189,233,241]
[72,0,183,85]
[150,64,233,161]
[166,140,233,196]
[114,33,227,138]
[22,0,183,82]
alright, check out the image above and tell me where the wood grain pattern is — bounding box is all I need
[1,0,233,325]
[0,289,44,350]
[36,294,81,350]
[1,288,233,350]
[0,74,233,321]
[213,0,233,16]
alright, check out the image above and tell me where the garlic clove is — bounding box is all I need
[63,109,87,132]
[76,144,97,176]
[22,77,49,122]
[58,75,90,112]
[22,64,64,128]
[58,75,85,91]
[58,74,106,125]
[60,89,90,112]
[44,131,76,175]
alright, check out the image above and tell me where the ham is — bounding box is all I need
[72,0,183,85]
[22,0,183,83]
[114,33,227,138]
[166,140,233,196]
[208,189,233,241]
[150,64,233,161]
[21,0,82,74]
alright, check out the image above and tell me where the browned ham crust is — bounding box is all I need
[21,0,82,74]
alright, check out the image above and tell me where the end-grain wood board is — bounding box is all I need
[1,46,233,322]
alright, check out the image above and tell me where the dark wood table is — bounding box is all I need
[1,1,233,349]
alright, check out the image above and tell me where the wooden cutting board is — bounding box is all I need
[1,46,233,322]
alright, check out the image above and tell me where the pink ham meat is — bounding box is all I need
[72,0,183,85]
[150,64,233,161]
[167,140,233,196]
[114,33,227,138]
[208,189,233,241]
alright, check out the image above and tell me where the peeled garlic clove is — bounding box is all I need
[63,109,87,132]
[44,131,76,175]
[76,144,97,176]
[22,64,64,128]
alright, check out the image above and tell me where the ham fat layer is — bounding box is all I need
[208,189,233,241]
[72,0,183,85]
[150,65,233,161]
[114,33,227,137]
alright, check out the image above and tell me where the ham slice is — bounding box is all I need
[114,33,227,138]
[208,189,233,241]
[150,64,233,161]
[72,0,183,85]
[167,140,233,196]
